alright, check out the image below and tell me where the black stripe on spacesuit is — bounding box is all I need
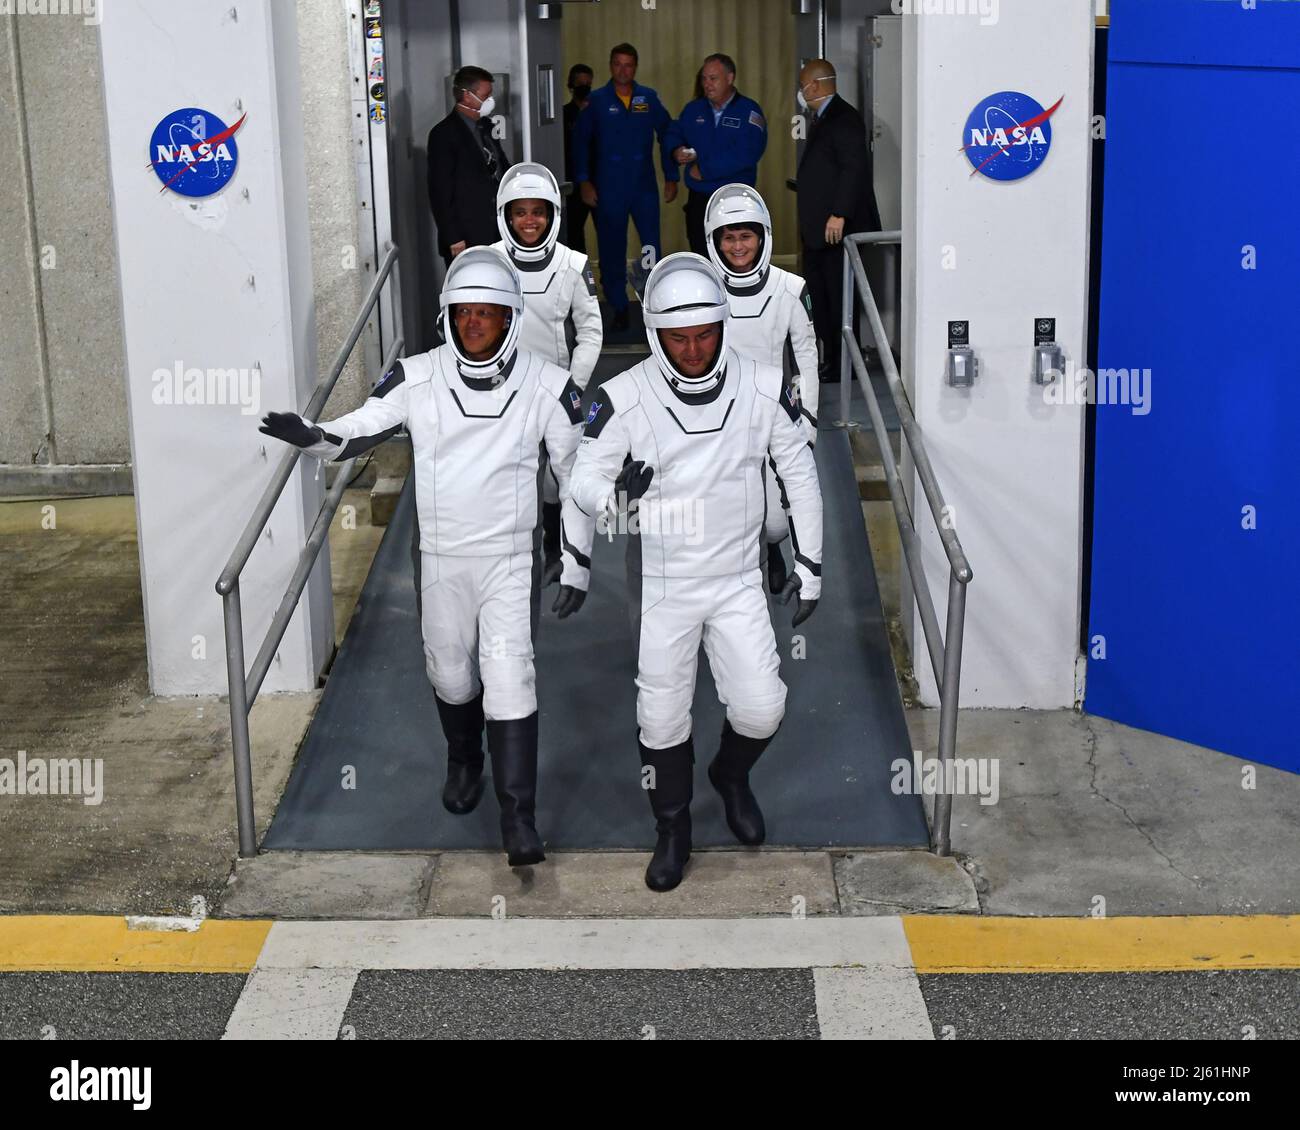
[768,454,790,511]
[662,394,733,431]
[779,385,801,424]
[794,553,822,578]
[664,364,728,407]
[561,521,591,570]
[514,246,557,273]
[558,377,585,425]
[449,387,519,418]
[723,271,770,299]
[456,351,518,392]
[372,360,406,398]
[336,424,403,460]
[582,393,617,439]
[723,292,771,316]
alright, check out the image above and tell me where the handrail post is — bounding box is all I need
[839,243,853,425]
[215,254,403,856]
[933,570,967,856]
[222,583,257,858]
[842,232,972,860]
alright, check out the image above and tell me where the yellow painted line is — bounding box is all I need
[0,917,271,973]
[903,915,1300,973]
[0,495,137,536]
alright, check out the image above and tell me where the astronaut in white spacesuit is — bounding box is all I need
[259,247,594,867]
[492,161,603,580]
[570,253,824,892]
[704,183,820,597]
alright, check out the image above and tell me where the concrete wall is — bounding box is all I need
[0,8,125,472]
[0,14,49,467]
[901,0,1093,708]
[99,0,333,696]
[299,0,370,421]
[0,0,369,491]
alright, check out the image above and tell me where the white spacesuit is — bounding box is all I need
[705,183,820,593]
[492,162,603,576]
[259,247,594,868]
[570,253,824,892]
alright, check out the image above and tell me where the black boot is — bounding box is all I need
[766,539,789,595]
[435,692,485,815]
[487,713,545,866]
[640,737,694,892]
[707,721,773,846]
[541,501,562,579]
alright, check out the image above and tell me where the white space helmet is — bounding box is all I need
[438,246,524,377]
[642,252,730,395]
[704,183,773,289]
[496,162,562,263]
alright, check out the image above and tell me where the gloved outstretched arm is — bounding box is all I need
[767,374,824,624]
[259,412,323,448]
[261,362,411,462]
[540,369,596,617]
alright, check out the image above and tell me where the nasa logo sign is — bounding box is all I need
[149,108,246,197]
[961,91,1062,181]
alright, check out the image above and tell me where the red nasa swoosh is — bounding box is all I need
[961,95,1063,177]
[148,112,247,193]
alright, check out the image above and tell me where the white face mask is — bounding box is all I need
[798,78,831,113]
[467,88,496,120]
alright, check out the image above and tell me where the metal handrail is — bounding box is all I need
[216,244,401,857]
[839,231,973,856]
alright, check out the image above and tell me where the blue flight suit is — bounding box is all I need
[573,80,677,313]
[664,92,768,199]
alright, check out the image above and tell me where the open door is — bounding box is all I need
[1086,0,1299,773]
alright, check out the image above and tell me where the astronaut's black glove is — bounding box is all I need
[614,459,654,504]
[542,556,564,587]
[259,411,322,448]
[780,573,818,628]
[552,585,587,619]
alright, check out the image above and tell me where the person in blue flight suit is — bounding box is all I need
[574,41,678,332]
[666,53,768,256]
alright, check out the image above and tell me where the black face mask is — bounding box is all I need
[572,84,591,102]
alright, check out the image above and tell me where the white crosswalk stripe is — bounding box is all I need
[221,917,931,1039]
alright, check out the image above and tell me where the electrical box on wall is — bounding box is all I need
[946,319,977,387]
[1032,317,1063,384]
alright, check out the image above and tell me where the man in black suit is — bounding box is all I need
[795,59,882,381]
[427,65,511,267]
[562,64,594,252]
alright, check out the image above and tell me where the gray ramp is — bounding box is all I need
[263,381,928,851]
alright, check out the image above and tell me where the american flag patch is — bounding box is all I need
[569,389,582,412]
[749,110,766,130]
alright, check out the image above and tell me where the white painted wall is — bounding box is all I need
[900,0,1092,707]
[99,0,332,695]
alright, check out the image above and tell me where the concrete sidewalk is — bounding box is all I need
[1,491,1296,921]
